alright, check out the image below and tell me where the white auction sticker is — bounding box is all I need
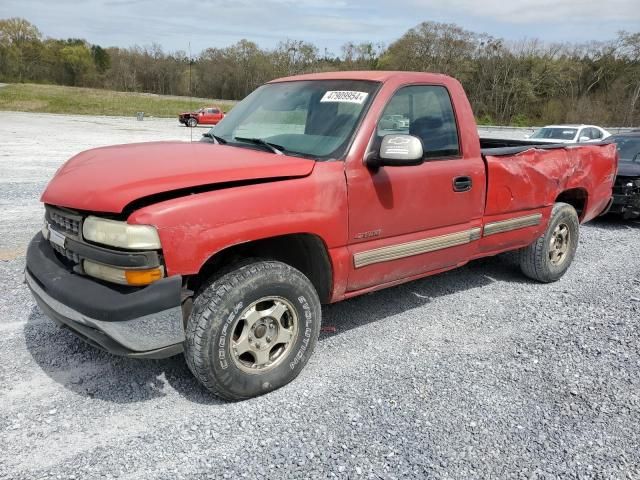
[320,91,368,104]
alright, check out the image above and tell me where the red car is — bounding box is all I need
[178,106,224,127]
[27,71,616,400]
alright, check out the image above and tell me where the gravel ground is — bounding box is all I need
[1,112,639,479]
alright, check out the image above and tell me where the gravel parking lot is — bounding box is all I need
[1,112,639,479]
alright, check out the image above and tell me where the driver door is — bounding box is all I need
[200,108,215,124]
[345,85,486,292]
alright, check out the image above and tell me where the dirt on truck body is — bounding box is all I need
[26,71,617,400]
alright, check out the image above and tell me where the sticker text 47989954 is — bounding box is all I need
[320,91,369,104]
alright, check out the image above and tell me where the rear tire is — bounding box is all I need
[185,260,321,400]
[187,118,198,127]
[519,202,579,283]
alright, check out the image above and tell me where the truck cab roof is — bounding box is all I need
[269,70,453,84]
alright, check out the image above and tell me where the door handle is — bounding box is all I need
[453,176,472,192]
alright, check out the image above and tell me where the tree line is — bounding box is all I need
[1,17,639,126]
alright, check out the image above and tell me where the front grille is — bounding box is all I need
[51,242,81,264]
[46,206,82,236]
[45,206,84,266]
[613,177,627,195]
[614,177,640,194]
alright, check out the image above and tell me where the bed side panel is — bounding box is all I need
[484,144,616,220]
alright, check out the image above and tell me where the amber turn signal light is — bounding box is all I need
[125,267,164,286]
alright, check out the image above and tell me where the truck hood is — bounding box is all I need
[42,141,315,213]
[617,161,640,177]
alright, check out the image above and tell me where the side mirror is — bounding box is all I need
[368,134,424,168]
[579,136,590,143]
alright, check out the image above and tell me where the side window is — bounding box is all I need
[211,108,220,114]
[591,128,602,139]
[579,128,591,140]
[376,85,460,158]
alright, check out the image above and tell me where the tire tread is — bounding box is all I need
[185,260,319,400]
[519,202,579,283]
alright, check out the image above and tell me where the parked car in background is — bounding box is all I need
[609,130,640,219]
[379,114,410,130]
[528,125,611,143]
[179,106,225,127]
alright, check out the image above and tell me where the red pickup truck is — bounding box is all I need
[178,106,224,127]
[26,72,617,400]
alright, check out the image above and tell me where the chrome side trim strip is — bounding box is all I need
[483,213,543,237]
[353,227,481,269]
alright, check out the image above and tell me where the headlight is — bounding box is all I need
[82,216,161,250]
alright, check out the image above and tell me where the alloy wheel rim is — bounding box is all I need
[549,223,570,266]
[230,296,298,373]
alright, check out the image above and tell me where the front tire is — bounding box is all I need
[187,118,198,127]
[185,260,321,400]
[519,202,579,283]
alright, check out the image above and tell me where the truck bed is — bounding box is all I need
[481,140,617,223]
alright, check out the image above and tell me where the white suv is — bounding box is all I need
[528,125,611,143]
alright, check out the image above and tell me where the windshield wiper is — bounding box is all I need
[234,137,284,155]
[202,131,227,144]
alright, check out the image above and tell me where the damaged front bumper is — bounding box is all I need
[610,176,640,219]
[25,233,185,359]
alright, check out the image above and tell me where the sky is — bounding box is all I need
[1,0,639,55]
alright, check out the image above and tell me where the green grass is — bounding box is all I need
[0,83,235,117]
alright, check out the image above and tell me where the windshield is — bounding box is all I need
[531,127,578,140]
[209,80,379,160]
[613,136,640,163]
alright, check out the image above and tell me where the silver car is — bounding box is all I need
[379,114,410,130]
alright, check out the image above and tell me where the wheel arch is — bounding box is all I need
[187,233,333,303]
[555,188,588,220]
